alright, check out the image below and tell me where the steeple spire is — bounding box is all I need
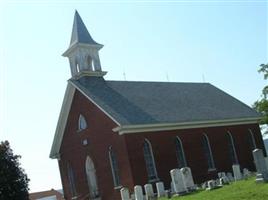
[70,10,100,47]
[63,11,106,78]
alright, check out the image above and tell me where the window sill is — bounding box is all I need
[114,185,123,190]
[208,168,216,172]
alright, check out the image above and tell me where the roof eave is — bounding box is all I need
[113,117,262,135]
[49,83,76,159]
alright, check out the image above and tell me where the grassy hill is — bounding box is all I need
[159,177,268,200]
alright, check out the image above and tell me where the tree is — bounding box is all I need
[253,63,268,135]
[0,141,29,200]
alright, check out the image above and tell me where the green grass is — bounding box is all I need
[159,177,268,200]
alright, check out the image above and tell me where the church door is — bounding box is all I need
[86,156,99,199]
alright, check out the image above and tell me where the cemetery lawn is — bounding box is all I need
[159,177,268,200]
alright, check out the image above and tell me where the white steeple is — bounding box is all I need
[62,11,106,78]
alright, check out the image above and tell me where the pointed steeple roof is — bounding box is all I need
[70,10,101,46]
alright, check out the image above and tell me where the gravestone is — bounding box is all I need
[170,169,187,194]
[170,181,175,194]
[253,149,268,182]
[180,167,196,191]
[134,185,143,200]
[218,172,228,183]
[120,187,131,200]
[144,184,154,200]
[265,157,268,171]
[232,164,242,181]
[130,194,135,200]
[243,168,250,179]
[219,176,229,185]
[219,178,224,186]
[156,182,165,198]
[227,172,234,182]
[218,172,226,179]
[206,180,216,190]
[201,182,207,190]
[215,179,220,186]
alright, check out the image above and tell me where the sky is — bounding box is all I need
[0,0,267,193]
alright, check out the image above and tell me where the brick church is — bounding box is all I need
[50,11,265,200]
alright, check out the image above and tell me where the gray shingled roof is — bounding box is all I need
[70,76,260,125]
[70,11,100,46]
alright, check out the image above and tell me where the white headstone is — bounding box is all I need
[170,181,175,194]
[170,169,187,194]
[265,157,268,170]
[134,185,143,200]
[232,164,242,181]
[219,178,224,186]
[180,167,196,191]
[206,180,216,190]
[253,149,268,182]
[201,182,207,190]
[144,184,154,200]
[218,172,226,179]
[130,194,135,200]
[156,182,165,198]
[120,187,131,200]
[227,172,234,182]
[243,168,250,179]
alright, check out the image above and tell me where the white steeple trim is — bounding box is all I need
[63,11,105,78]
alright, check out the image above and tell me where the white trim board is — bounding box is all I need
[50,83,76,159]
[113,117,261,135]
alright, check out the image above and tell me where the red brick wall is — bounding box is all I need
[58,89,265,199]
[59,90,133,200]
[125,123,264,189]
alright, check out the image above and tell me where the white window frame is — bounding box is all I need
[143,139,158,182]
[108,146,121,188]
[78,114,87,131]
[203,133,216,170]
[227,131,239,164]
[248,129,257,149]
[175,136,187,168]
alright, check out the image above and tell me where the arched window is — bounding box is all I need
[67,163,76,198]
[75,59,80,73]
[143,139,158,181]
[175,137,187,168]
[227,131,238,164]
[78,114,87,131]
[202,134,215,169]
[248,129,256,150]
[85,156,99,198]
[87,55,93,70]
[109,147,121,187]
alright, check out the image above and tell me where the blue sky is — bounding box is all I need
[0,0,267,192]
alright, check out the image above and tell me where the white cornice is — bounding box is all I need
[62,43,103,56]
[113,117,261,135]
[71,71,107,79]
[50,83,76,159]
